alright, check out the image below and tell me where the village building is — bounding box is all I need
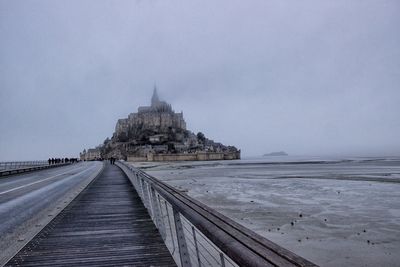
[80,148,101,161]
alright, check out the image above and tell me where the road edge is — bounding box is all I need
[0,161,105,267]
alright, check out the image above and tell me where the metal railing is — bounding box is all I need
[0,161,48,171]
[117,161,317,267]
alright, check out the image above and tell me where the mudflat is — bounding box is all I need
[133,156,400,267]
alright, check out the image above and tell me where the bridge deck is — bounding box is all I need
[6,163,176,267]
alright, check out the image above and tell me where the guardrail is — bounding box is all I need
[117,161,317,267]
[0,161,48,171]
[0,162,71,177]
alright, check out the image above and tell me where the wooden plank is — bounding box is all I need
[5,164,176,267]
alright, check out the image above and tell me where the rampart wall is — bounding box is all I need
[127,151,240,162]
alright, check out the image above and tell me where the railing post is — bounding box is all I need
[139,178,147,205]
[150,187,166,239]
[165,202,176,254]
[173,208,191,267]
[136,176,141,195]
[143,182,153,217]
[220,253,226,267]
[192,226,201,267]
[133,172,138,188]
[146,183,155,217]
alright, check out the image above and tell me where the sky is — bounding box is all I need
[0,0,399,160]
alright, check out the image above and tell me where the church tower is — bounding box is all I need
[151,85,160,107]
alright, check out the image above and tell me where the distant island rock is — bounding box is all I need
[263,151,288,156]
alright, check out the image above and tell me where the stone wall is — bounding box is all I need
[151,153,198,162]
[127,151,240,162]
[127,156,148,162]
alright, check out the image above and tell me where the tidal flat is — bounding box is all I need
[132,156,400,267]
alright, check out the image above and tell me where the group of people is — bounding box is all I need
[48,158,79,165]
[109,157,116,165]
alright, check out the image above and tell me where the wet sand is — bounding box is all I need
[131,157,400,267]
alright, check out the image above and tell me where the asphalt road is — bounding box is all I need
[0,161,103,265]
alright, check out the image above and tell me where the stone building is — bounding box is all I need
[114,87,186,142]
[99,87,240,161]
[80,148,101,161]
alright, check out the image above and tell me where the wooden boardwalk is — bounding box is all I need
[6,163,176,267]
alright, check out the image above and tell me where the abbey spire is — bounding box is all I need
[151,85,160,107]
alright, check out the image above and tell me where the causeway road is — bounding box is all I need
[0,161,103,266]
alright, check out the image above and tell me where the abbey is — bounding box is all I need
[114,88,186,142]
[83,87,240,162]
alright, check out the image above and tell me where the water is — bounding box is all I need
[133,156,400,267]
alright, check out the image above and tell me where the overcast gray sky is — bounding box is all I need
[1,0,399,160]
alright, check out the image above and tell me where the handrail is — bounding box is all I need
[117,161,318,267]
[0,162,71,177]
[0,161,48,170]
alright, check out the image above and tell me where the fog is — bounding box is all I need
[0,0,399,160]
